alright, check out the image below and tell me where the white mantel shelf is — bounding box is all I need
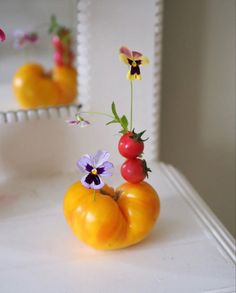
[0,163,235,293]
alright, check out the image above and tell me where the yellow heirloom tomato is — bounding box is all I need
[64,181,160,250]
[12,63,77,109]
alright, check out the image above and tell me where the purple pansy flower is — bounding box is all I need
[66,113,90,128]
[0,28,6,42]
[77,150,114,190]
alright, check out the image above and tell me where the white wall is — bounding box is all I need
[161,0,236,236]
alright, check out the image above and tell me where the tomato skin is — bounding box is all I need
[13,63,77,108]
[121,158,146,183]
[63,181,160,250]
[118,131,144,159]
[52,35,64,53]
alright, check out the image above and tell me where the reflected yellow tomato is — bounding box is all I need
[12,63,77,109]
[64,181,160,250]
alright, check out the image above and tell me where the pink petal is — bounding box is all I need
[132,50,142,58]
[0,28,6,42]
[120,46,132,58]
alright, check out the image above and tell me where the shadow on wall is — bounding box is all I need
[160,0,236,236]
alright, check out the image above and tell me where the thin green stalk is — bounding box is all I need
[130,80,134,131]
[24,46,30,62]
[93,189,96,202]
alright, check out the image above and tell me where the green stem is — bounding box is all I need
[93,189,96,202]
[130,80,134,131]
[80,111,113,119]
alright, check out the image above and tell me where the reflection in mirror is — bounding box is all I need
[0,0,78,112]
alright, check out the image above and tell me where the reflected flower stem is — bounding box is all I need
[24,46,30,62]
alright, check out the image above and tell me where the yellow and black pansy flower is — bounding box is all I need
[119,46,149,80]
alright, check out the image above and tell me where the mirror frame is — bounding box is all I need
[0,0,163,159]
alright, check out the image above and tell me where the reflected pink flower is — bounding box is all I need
[0,28,6,42]
[13,29,39,49]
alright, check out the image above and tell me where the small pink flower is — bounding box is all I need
[0,28,6,42]
[66,113,90,128]
[13,29,39,49]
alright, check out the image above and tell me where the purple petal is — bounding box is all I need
[91,178,104,189]
[93,150,110,168]
[66,120,90,127]
[66,119,80,125]
[77,155,93,172]
[81,174,104,190]
[79,120,90,127]
[120,46,132,58]
[98,161,114,177]
[81,174,92,189]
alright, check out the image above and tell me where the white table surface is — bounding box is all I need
[0,162,235,293]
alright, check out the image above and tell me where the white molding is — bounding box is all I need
[204,288,236,293]
[77,0,91,111]
[150,0,164,161]
[159,163,236,264]
[0,104,81,125]
[0,0,89,124]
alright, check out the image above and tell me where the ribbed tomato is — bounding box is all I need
[13,63,77,108]
[64,181,160,250]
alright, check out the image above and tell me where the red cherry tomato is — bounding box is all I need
[118,131,144,159]
[121,158,147,183]
[54,51,64,66]
[52,35,64,53]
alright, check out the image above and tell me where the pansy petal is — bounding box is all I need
[77,155,93,172]
[119,53,130,65]
[120,46,132,58]
[79,120,90,127]
[93,150,110,168]
[139,55,149,65]
[81,174,93,189]
[91,178,105,190]
[66,119,79,125]
[82,173,104,190]
[127,71,134,80]
[132,50,142,59]
[98,161,114,177]
[131,65,140,76]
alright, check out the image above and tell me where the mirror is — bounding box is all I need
[0,0,78,112]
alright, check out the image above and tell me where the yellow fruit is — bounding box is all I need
[13,63,77,108]
[64,181,160,250]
